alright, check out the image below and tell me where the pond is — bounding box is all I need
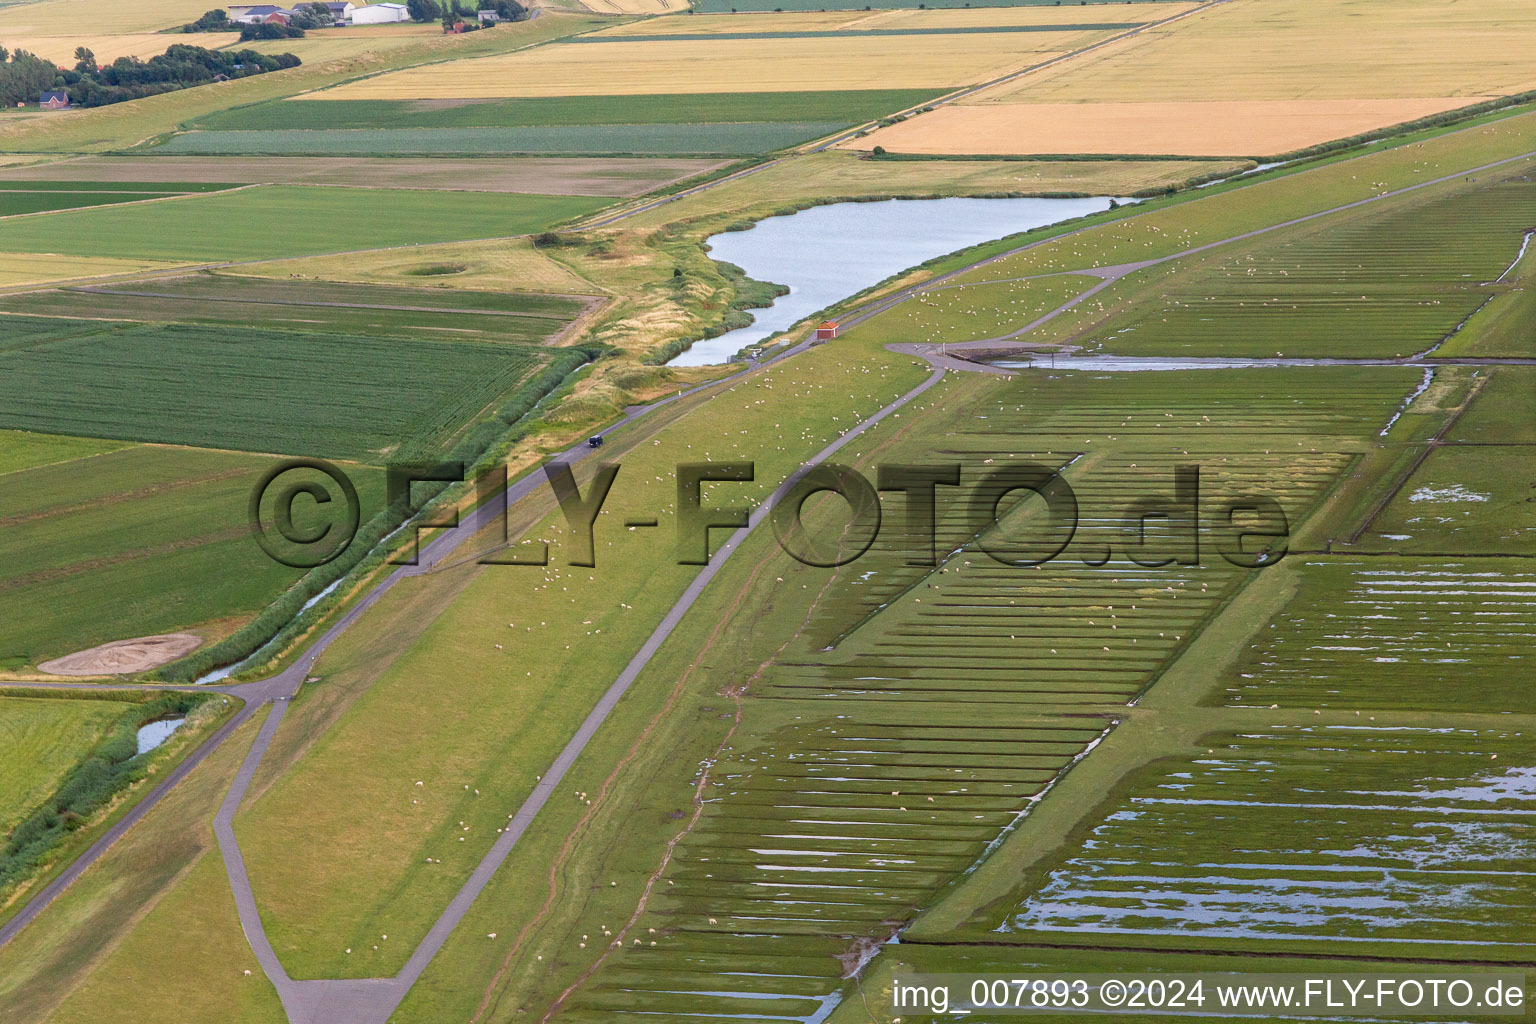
[136,717,185,756]
[668,195,1126,367]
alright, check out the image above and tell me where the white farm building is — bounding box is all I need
[350,2,409,22]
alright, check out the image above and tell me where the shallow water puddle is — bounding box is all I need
[136,717,185,756]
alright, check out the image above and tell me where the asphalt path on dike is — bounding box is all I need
[4,140,1536,1023]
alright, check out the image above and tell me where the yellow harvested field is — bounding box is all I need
[244,237,597,295]
[0,33,240,64]
[313,30,1101,98]
[847,98,1492,157]
[579,0,686,13]
[982,0,1536,101]
[842,0,1536,157]
[0,0,221,34]
[590,3,1195,36]
[0,253,189,288]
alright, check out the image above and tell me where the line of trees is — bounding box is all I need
[406,0,527,23]
[0,42,302,108]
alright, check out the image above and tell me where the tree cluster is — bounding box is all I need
[407,0,526,23]
[0,42,302,109]
[0,47,59,107]
[178,8,234,31]
[239,21,306,40]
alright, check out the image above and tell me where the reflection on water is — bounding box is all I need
[668,196,1125,366]
[136,717,185,756]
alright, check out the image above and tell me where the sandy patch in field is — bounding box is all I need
[313,31,1090,98]
[845,98,1493,157]
[39,633,203,676]
[0,33,241,64]
[0,155,727,197]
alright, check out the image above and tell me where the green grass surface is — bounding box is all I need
[0,445,387,666]
[1220,557,1536,712]
[0,431,128,476]
[195,90,941,129]
[0,706,284,1024]
[0,696,126,834]
[154,123,851,157]
[1447,366,1536,444]
[0,186,606,262]
[0,275,590,345]
[0,192,212,218]
[0,318,549,459]
[1438,231,1536,357]
[1358,445,1536,553]
[870,273,1098,345]
[1089,174,1536,358]
[947,114,1536,289]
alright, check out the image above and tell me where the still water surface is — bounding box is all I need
[668,195,1123,366]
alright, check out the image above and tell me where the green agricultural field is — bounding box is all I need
[154,123,851,157]
[0,696,127,834]
[0,431,127,476]
[0,318,549,460]
[0,445,386,667]
[0,186,607,262]
[0,188,235,218]
[0,275,592,345]
[88,274,594,315]
[194,90,943,130]
[0,182,238,193]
